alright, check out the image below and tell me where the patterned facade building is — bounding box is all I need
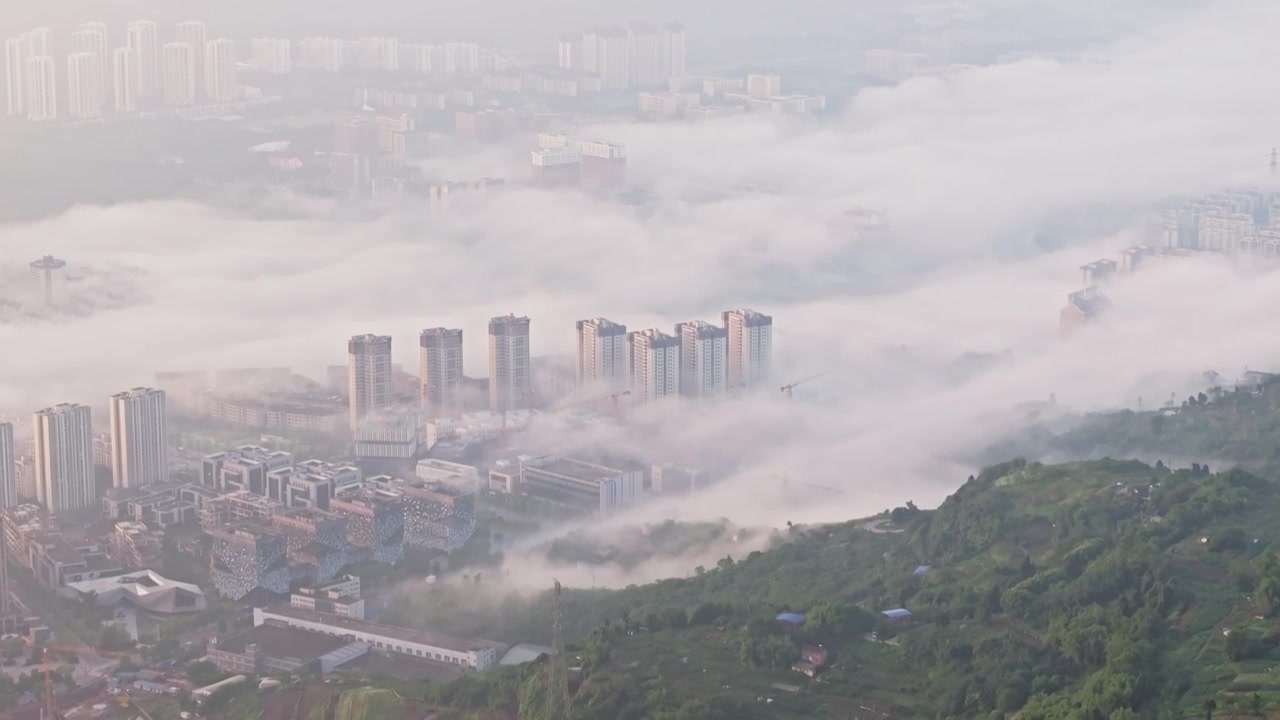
[209,526,290,600]
[330,487,404,565]
[366,476,475,551]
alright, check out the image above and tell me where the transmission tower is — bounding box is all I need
[547,580,570,720]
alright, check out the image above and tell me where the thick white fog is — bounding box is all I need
[3,0,1280,538]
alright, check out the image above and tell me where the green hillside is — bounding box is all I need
[998,376,1280,477]
[382,458,1280,719]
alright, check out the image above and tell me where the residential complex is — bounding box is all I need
[33,404,95,513]
[489,315,531,413]
[109,387,169,489]
[419,328,464,418]
[723,308,774,389]
[348,334,393,429]
[628,329,681,404]
[576,318,629,389]
[676,321,727,397]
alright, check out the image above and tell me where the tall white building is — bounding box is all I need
[175,21,207,97]
[66,53,105,118]
[576,318,629,389]
[33,404,95,513]
[629,329,681,404]
[628,23,662,88]
[299,38,346,72]
[109,388,168,489]
[204,39,239,102]
[676,321,727,397]
[597,28,631,91]
[348,334,393,429]
[557,33,578,70]
[419,328,464,419]
[72,23,110,96]
[723,308,773,388]
[4,28,51,116]
[23,56,56,121]
[489,315,531,413]
[662,23,687,78]
[161,42,196,105]
[358,37,399,71]
[112,47,139,112]
[0,423,14,508]
[126,20,160,100]
[250,38,292,74]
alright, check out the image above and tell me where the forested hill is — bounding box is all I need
[987,375,1280,477]
[371,458,1280,720]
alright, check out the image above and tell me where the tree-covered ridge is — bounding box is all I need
[374,458,1280,719]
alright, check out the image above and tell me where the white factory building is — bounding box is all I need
[253,605,503,670]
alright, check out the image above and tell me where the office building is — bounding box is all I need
[209,526,290,600]
[330,486,404,565]
[675,321,727,397]
[161,43,196,105]
[352,413,419,467]
[0,423,13,508]
[520,456,642,513]
[250,38,292,74]
[576,318,628,388]
[365,475,475,551]
[290,574,365,618]
[126,21,160,99]
[23,56,56,121]
[175,21,207,97]
[723,308,773,388]
[348,335,393,429]
[66,52,104,118]
[29,255,66,306]
[204,39,239,102]
[33,404,95,513]
[419,328,464,419]
[112,47,139,112]
[628,329,681,404]
[201,446,293,494]
[71,23,109,97]
[488,315,531,413]
[109,387,168,489]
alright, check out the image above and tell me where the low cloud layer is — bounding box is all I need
[2,0,1279,536]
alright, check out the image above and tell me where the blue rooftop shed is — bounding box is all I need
[914,565,931,576]
[777,612,806,639]
[881,608,912,621]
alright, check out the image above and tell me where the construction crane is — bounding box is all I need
[557,390,632,419]
[780,371,828,399]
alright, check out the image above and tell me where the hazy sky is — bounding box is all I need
[1,0,1277,534]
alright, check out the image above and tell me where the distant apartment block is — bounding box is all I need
[33,404,94,513]
[489,315,531,413]
[723,308,773,389]
[576,318,629,389]
[109,387,169,489]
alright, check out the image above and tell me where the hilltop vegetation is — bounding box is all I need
[371,457,1280,719]
[996,376,1280,477]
